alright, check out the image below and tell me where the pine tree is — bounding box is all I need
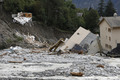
[98,0,104,16]
[104,0,116,16]
[84,8,99,33]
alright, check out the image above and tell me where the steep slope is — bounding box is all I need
[72,0,120,15]
[0,12,72,49]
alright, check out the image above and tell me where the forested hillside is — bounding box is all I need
[3,0,82,31]
[72,0,120,15]
[3,0,101,33]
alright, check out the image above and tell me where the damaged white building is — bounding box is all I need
[59,27,100,54]
[12,12,32,25]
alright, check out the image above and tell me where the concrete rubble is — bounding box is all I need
[0,46,120,80]
[15,32,46,48]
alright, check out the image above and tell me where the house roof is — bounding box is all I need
[99,16,120,28]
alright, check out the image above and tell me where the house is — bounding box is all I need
[99,16,120,51]
[60,27,98,53]
[12,12,32,25]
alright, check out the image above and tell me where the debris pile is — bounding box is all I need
[107,44,120,57]
[12,12,32,25]
[0,46,120,80]
[15,32,46,48]
[49,27,100,55]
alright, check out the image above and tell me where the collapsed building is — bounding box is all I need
[12,12,32,25]
[49,27,101,54]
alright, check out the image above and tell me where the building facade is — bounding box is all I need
[99,16,120,51]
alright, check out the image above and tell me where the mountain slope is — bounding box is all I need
[0,12,72,49]
[72,0,120,15]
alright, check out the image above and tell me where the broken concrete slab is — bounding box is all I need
[49,38,65,52]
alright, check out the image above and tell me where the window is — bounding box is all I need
[108,28,111,32]
[109,37,111,41]
[77,33,80,35]
[108,45,112,49]
[105,44,108,48]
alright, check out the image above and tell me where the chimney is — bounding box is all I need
[113,13,117,17]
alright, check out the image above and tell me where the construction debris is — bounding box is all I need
[70,44,84,54]
[97,64,104,68]
[70,72,84,76]
[0,46,119,80]
[49,27,100,55]
[8,61,23,63]
[60,27,99,53]
[0,52,7,57]
[12,12,32,25]
[49,38,64,52]
[106,44,120,57]
[15,32,46,48]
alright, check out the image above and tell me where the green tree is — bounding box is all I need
[3,0,83,31]
[104,0,116,16]
[4,0,25,13]
[84,8,99,33]
[24,0,35,12]
[98,0,105,16]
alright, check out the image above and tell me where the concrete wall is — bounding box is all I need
[100,20,120,51]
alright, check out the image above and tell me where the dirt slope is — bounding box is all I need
[0,12,72,49]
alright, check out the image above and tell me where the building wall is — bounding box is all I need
[100,20,120,51]
[112,28,120,48]
[100,20,112,51]
[60,27,90,51]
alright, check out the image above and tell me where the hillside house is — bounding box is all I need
[12,12,32,25]
[99,16,120,51]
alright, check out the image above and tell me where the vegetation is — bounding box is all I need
[104,0,116,16]
[83,8,99,33]
[98,0,104,16]
[3,0,100,33]
[98,0,116,17]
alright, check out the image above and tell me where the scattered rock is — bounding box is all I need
[8,61,23,63]
[97,64,104,68]
[70,72,84,76]
[24,58,26,61]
